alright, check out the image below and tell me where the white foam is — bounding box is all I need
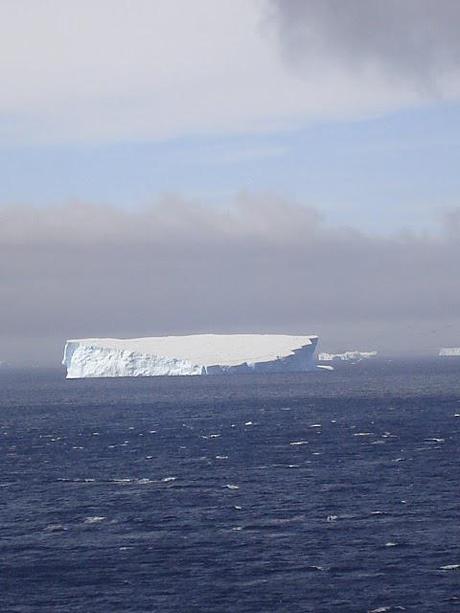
[44,524,67,532]
[83,516,105,524]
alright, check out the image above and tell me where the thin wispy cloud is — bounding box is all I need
[1,1,460,145]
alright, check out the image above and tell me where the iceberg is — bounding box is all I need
[62,334,318,379]
[318,350,377,362]
[439,347,460,357]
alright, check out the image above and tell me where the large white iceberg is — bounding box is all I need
[439,347,460,357]
[62,334,319,379]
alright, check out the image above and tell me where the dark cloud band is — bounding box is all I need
[268,0,460,85]
[1,199,459,364]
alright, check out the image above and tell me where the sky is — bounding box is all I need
[1,0,460,364]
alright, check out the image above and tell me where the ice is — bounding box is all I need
[318,350,377,362]
[439,347,460,356]
[62,334,318,378]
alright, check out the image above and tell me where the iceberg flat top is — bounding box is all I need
[67,334,317,367]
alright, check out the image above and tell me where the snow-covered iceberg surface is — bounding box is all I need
[63,334,319,378]
[318,350,377,362]
[439,347,460,357]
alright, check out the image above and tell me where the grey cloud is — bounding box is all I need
[268,0,460,86]
[1,197,460,365]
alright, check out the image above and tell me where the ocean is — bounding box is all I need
[1,359,459,612]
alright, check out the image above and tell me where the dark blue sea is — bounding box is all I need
[1,359,459,612]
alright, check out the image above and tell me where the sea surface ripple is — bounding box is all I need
[1,359,460,612]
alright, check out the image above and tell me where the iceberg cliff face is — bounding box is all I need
[63,334,318,379]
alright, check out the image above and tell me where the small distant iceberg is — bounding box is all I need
[318,350,377,363]
[439,347,460,357]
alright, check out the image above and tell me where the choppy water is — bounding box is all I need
[1,360,460,612]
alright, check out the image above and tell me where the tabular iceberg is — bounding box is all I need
[62,334,318,379]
